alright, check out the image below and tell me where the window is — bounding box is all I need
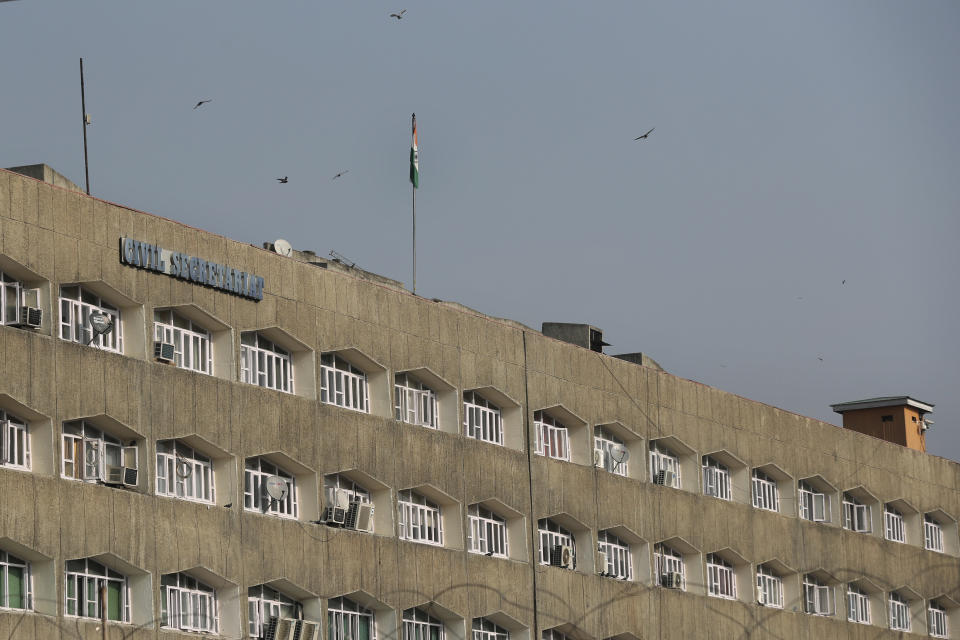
[597,530,632,580]
[61,420,137,483]
[653,544,685,590]
[538,519,575,567]
[154,310,212,375]
[328,597,375,640]
[702,457,731,500]
[59,286,122,353]
[325,474,372,505]
[0,550,31,610]
[241,333,294,393]
[929,602,949,638]
[888,591,910,632]
[320,354,368,412]
[244,457,298,519]
[847,584,870,624]
[649,443,680,488]
[65,558,129,622]
[0,271,38,326]
[403,607,444,640]
[594,427,628,476]
[468,505,508,558]
[803,574,833,616]
[884,506,906,543]
[156,440,215,504]
[842,493,871,533]
[756,565,783,608]
[324,474,373,531]
[0,409,30,471]
[398,490,443,546]
[395,373,438,428]
[925,515,945,552]
[248,584,299,638]
[472,618,509,640]
[534,411,569,461]
[463,392,502,445]
[751,470,779,512]
[706,554,737,600]
[542,630,573,640]
[161,573,217,633]
[798,480,829,522]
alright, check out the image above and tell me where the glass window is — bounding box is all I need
[61,420,136,484]
[798,480,829,522]
[538,519,574,568]
[0,409,30,471]
[156,440,215,504]
[398,490,443,546]
[403,607,444,640]
[0,272,38,326]
[803,574,833,616]
[594,427,628,476]
[463,392,502,445]
[706,554,737,600]
[534,411,569,461]
[0,550,31,610]
[924,515,945,552]
[467,504,508,558]
[702,456,731,500]
[649,442,680,488]
[241,333,294,394]
[395,374,438,428]
[244,457,298,519]
[320,354,368,412]
[842,493,872,533]
[472,618,509,640]
[542,630,573,640]
[324,474,373,531]
[756,565,783,609]
[597,530,632,580]
[160,572,217,633]
[653,544,685,591]
[888,591,910,631]
[248,584,299,638]
[59,286,123,353]
[884,506,906,543]
[154,310,213,375]
[846,584,871,624]
[751,469,779,512]
[65,558,129,622]
[328,597,375,640]
[929,601,949,638]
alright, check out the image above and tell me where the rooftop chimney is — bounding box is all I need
[830,396,934,452]
[541,323,609,353]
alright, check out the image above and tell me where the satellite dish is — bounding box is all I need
[88,311,114,335]
[609,443,630,464]
[273,238,293,257]
[264,475,289,502]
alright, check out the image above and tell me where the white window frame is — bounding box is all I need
[798,481,829,522]
[803,575,833,616]
[320,354,369,412]
[403,607,445,640]
[751,469,779,512]
[398,490,443,546]
[842,494,872,533]
[463,392,502,446]
[0,272,38,326]
[538,519,575,568]
[702,456,731,500]
[594,427,628,476]
[59,285,123,353]
[154,310,213,375]
[468,505,508,558]
[325,474,372,505]
[534,411,570,461]
[649,443,680,488]
[884,506,906,543]
[472,618,509,640]
[61,420,137,484]
[542,630,573,640]
[244,457,298,519]
[161,572,218,633]
[924,515,945,552]
[395,373,438,429]
[241,333,294,394]
[0,410,31,471]
[156,440,215,504]
[756,565,783,609]
[65,558,130,623]
[654,544,685,591]
[847,584,871,625]
[597,530,633,580]
[0,550,31,610]
[328,596,376,640]
[888,591,910,632]
[929,602,949,638]
[706,554,737,600]
[248,584,300,638]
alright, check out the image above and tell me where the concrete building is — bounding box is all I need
[0,164,958,639]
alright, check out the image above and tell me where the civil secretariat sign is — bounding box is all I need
[119,237,264,301]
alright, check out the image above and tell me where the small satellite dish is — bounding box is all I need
[88,311,114,336]
[609,443,630,464]
[264,475,289,502]
[273,238,293,257]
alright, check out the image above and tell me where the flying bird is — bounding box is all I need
[634,127,654,141]
[842,279,846,285]
[389,9,406,19]
[276,176,288,184]
[193,99,212,109]
[817,356,824,362]
[332,170,349,180]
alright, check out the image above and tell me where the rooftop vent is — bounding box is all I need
[830,396,934,453]
[542,323,609,353]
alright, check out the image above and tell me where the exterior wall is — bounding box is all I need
[840,405,928,452]
[0,167,959,640]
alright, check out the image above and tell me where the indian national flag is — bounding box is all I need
[410,113,419,189]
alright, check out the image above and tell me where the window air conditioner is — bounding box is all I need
[274,617,297,640]
[351,502,374,532]
[299,620,321,640]
[154,341,176,363]
[105,465,138,487]
[661,572,683,589]
[596,551,609,575]
[653,469,675,486]
[593,449,606,469]
[14,306,42,328]
[321,488,351,525]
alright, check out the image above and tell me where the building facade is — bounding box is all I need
[0,165,958,639]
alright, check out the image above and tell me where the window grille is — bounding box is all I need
[538,519,574,567]
[321,354,369,411]
[463,392,503,445]
[398,490,443,546]
[472,618,509,640]
[534,411,570,461]
[706,554,737,600]
[798,480,829,522]
[924,515,945,552]
[929,602,949,638]
[154,310,213,375]
[594,427,628,476]
[702,457,731,500]
[0,550,31,610]
[751,469,779,512]
[756,565,783,608]
[0,410,30,471]
[884,506,906,543]
[59,285,122,353]
[244,457,298,518]
[597,530,632,580]
[653,544,685,590]
[649,443,680,487]
[842,493,872,533]
[395,373,438,428]
[468,505,508,558]
[156,440,215,504]
[888,591,910,631]
[65,558,129,623]
[241,333,294,393]
[248,584,299,638]
[329,597,375,640]
[161,573,217,633]
[803,575,833,616]
[403,607,444,640]
[61,420,136,483]
[846,584,871,624]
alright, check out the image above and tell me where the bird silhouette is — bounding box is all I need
[389,9,406,19]
[332,170,349,180]
[842,279,846,285]
[276,177,288,184]
[634,127,654,140]
[817,356,824,362]
[193,99,212,109]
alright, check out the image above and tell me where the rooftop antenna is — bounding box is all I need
[79,58,91,195]
[328,250,357,269]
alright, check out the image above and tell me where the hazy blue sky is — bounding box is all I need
[3,2,959,462]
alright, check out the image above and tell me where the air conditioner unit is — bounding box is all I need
[653,469,675,486]
[351,502,375,532]
[105,465,138,487]
[321,488,351,525]
[593,449,606,469]
[560,545,574,568]
[596,551,608,575]
[13,306,42,328]
[274,617,297,640]
[661,572,683,589]
[299,620,321,640]
[154,341,176,363]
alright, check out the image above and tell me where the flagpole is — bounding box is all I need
[411,112,417,295]
[80,58,90,196]
[412,172,416,295]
